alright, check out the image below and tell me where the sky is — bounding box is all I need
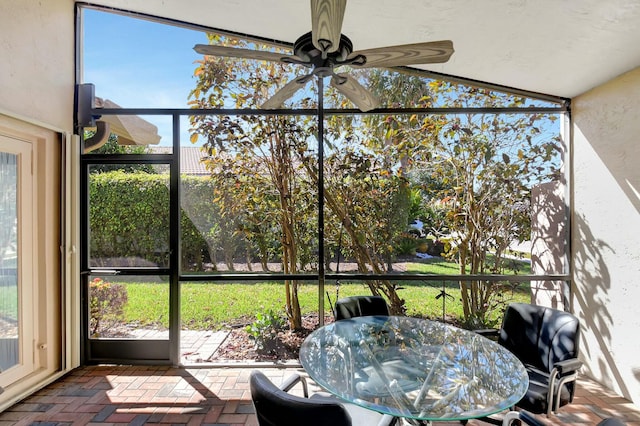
[82,7,562,151]
[83,8,209,145]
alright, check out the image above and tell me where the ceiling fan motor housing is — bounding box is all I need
[292,31,363,74]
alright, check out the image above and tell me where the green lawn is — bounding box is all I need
[0,283,18,319]
[116,257,531,331]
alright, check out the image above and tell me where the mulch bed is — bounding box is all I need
[208,314,333,362]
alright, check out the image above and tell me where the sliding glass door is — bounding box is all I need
[0,136,35,387]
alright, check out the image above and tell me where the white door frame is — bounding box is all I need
[0,133,36,388]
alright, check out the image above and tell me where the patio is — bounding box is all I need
[2,0,640,420]
[0,365,638,425]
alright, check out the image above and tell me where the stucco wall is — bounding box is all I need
[0,0,75,130]
[0,0,76,410]
[572,67,640,404]
[531,181,567,310]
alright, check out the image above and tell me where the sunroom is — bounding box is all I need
[0,0,639,423]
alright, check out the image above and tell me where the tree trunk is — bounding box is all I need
[302,162,406,315]
[273,130,302,330]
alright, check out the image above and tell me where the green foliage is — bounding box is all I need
[85,133,155,173]
[395,233,419,256]
[90,171,171,266]
[189,34,318,329]
[89,277,128,336]
[0,160,16,267]
[0,283,17,319]
[89,171,212,270]
[417,81,562,325]
[180,175,227,270]
[427,238,449,257]
[407,187,427,223]
[245,309,285,351]
[421,203,449,238]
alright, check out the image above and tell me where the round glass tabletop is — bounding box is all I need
[299,315,528,421]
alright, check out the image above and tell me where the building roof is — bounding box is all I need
[149,146,211,176]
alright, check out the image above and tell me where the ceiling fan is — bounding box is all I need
[194,0,454,112]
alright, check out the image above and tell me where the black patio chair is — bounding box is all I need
[334,295,390,320]
[478,303,583,416]
[249,370,397,426]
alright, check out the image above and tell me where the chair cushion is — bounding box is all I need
[499,303,580,373]
[335,296,390,321]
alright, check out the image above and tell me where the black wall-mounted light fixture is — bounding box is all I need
[75,83,99,129]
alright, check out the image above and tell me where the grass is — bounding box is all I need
[407,255,532,275]
[0,284,18,319]
[116,257,532,331]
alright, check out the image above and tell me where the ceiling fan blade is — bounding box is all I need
[349,40,454,68]
[311,0,346,53]
[330,73,380,112]
[261,77,309,109]
[194,44,291,63]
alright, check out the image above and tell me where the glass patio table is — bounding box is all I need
[299,315,528,422]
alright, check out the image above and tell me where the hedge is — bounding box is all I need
[89,171,213,269]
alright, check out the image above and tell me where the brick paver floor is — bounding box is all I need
[1,365,639,425]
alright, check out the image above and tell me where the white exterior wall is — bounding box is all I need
[0,0,78,410]
[0,0,75,129]
[531,181,567,310]
[572,67,640,404]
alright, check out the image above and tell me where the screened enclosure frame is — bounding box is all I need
[76,3,571,365]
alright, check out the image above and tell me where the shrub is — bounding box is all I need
[427,237,447,257]
[395,233,419,256]
[89,278,128,337]
[89,171,212,270]
[245,309,285,351]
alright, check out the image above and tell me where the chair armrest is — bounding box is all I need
[280,373,309,397]
[503,410,547,426]
[554,358,583,375]
[548,358,582,412]
[378,414,399,426]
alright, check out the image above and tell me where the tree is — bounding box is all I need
[300,140,410,313]
[188,34,562,326]
[307,69,435,314]
[418,81,563,326]
[318,69,447,314]
[188,34,317,330]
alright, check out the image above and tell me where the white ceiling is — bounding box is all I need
[92,0,640,99]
